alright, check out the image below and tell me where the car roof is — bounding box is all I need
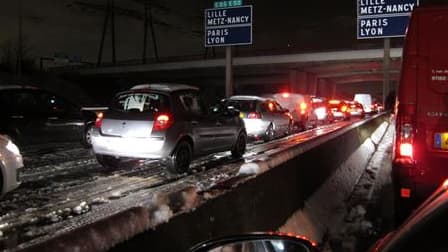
[129,83,199,92]
[228,95,269,102]
[0,85,40,91]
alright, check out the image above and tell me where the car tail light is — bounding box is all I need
[341,105,347,112]
[95,112,104,128]
[153,113,173,131]
[247,112,262,119]
[300,102,307,114]
[282,92,290,98]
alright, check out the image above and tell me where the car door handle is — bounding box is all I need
[191,121,199,125]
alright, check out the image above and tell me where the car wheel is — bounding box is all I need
[263,124,275,142]
[96,154,121,169]
[167,141,192,174]
[231,131,247,158]
[82,124,93,148]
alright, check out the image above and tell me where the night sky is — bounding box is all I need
[0,0,444,65]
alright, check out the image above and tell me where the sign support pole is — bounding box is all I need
[225,46,233,97]
[383,38,390,108]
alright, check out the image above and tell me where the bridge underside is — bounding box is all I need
[63,49,402,103]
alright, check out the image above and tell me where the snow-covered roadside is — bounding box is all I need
[326,121,395,252]
[278,120,391,249]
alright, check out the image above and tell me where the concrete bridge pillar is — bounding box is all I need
[289,70,307,94]
[307,73,318,95]
[331,81,337,99]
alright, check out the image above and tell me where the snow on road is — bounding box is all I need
[0,121,350,250]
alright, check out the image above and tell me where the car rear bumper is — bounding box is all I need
[242,119,270,137]
[1,154,23,195]
[350,112,364,117]
[91,131,171,159]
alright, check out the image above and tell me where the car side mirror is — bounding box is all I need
[189,233,319,252]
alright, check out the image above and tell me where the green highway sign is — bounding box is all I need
[214,0,242,8]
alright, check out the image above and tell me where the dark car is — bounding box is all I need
[371,179,448,251]
[328,99,351,121]
[0,85,85,147]
[91,84,247,174]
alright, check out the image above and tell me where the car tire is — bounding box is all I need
[166,140,192,174]
[82,123,93,148]
[231,131,247,158]
[96,154,121,169]
[263,124,275,142]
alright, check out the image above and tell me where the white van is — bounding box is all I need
[354,93,372,114]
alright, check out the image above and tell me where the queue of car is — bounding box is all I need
[0,83,377,195]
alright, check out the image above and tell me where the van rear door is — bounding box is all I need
[415,8,448,162]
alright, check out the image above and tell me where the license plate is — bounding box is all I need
[434,132,448,150]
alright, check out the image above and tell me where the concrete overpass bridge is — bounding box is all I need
[60,48,403,103]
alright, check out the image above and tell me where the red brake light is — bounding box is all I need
[268,102,275,111]
[329,100,340,105]
[153,113,173,131]
[395,103,416,160]
[282,92,290,98]
[247,112,262,119]
[95,112,104,128]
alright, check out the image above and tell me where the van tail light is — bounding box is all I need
[153,113,173,131]
[399,143,413,157]
[396,104,416,160]
[247,112,262,119]
[95,112,104,128]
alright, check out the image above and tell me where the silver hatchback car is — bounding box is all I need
[91,84,247,174]
[223,96,293,142]
[0,135,23,196]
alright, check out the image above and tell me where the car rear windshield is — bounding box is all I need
[112,92,170,113]
[225,100,257,112]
